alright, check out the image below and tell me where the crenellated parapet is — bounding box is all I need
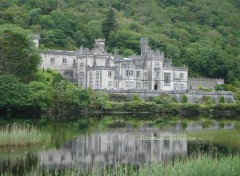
[189,77,224,83]
[173,66,188,71]
[88,65,115,70]
[41,50,77,56]
[146,49,165,59]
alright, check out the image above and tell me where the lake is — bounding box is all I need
[1,115,240,175]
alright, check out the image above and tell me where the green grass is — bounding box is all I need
[188,129,240,149]
[2,154,237,176]
[0,124,51,146]
[11,155,238,176]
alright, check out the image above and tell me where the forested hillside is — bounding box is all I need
[0,0,240,83]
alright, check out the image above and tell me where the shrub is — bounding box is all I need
[219,96,225,104]
[182,94,188,103]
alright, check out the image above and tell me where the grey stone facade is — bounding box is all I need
[37,37,224,91]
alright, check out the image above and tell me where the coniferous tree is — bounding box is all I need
[102,8,117,41]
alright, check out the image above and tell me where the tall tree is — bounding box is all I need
[0,24,40,82]
[102,8,117,41]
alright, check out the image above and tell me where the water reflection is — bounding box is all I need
[39,127,187,169]
[0,119,238,175]
[0,151,38,175]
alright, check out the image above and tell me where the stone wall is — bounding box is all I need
[188,77,224,89]
[103,89,234,103]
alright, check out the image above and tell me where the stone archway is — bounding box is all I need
[154,83,158,90]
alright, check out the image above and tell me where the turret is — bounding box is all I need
[140,38,148,57]
[32,34,40,48]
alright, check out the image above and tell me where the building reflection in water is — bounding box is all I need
[39,126,187,169]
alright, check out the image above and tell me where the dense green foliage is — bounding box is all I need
[0,24,40,82]
[1,0,240,117]
[1,71,239,118]
[102,8,117,41]
[0,75,31,109]
[0,0,240,82]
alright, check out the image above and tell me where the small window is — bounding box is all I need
[137,71,141,78]
[180,84,184,90]
[126,70,133,76]
[96,71,100,78]
[144,72,147,77]
[180,73,184,79]
[136,82,141,89]
[108,71,112,78]
[174,83,179,90]
[50,58,55,64]
[164,139,170,149]
[164,73,171,83]
[63,58,67,64]
[129,70,133,76]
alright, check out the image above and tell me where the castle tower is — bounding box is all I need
[140,38,148,57]
[94,39,105,50]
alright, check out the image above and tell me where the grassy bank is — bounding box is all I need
[12,155,239,176]
[0,124,51,146]
[101,102,240,117]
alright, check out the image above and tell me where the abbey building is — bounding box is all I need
[39,38,224,91]
[40,38,189,91]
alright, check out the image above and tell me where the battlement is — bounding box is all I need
[88,65,115,70]
[95,38,105,42]
[94,38,105,48]
[189,77,224,83]
[32,34,40,39]
[173,66,188,71]
[41,50,77,56]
